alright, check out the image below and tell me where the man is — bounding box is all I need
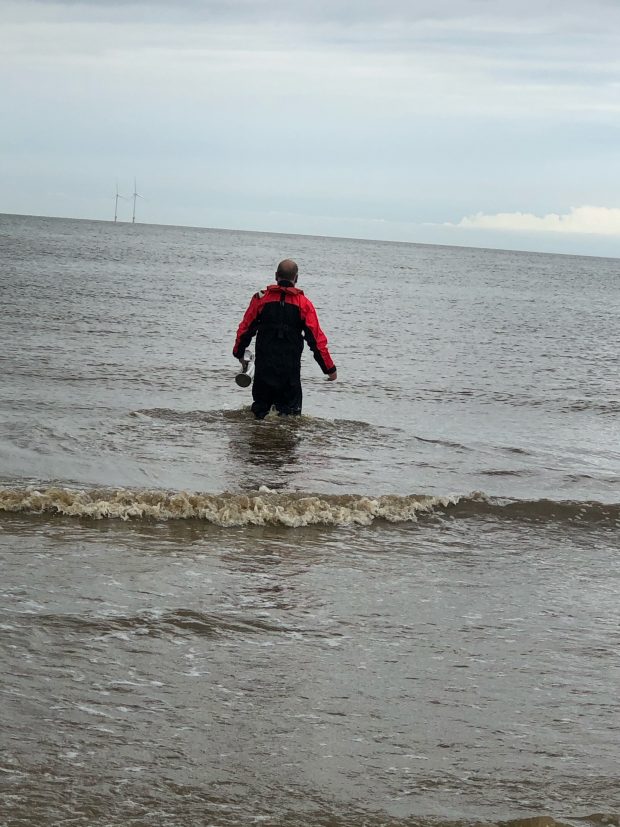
[233,259,337,419]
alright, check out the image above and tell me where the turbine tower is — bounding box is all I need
[131,178,143,224]
[113,182,127,223]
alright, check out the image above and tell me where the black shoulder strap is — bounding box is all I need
[278,289,286,338]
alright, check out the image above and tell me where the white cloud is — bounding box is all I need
[452,206,620,236]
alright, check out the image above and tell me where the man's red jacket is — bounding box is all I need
[233,283,336,376]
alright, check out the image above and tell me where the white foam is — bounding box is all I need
[0,485,460,526]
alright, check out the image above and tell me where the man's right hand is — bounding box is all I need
[327,370,337,381]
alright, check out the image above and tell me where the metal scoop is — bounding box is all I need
[235,350,254,388]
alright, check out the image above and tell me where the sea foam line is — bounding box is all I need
[0,486,458,527]
[1,486,618,526]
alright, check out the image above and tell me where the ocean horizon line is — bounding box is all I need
[2,209,618,262]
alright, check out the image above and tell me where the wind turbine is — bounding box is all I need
[131,178,143,224]
[114,182,127,223]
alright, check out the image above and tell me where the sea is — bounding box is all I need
[0,212,618,827]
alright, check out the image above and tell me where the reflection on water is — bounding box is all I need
[222,410,410,494]
[226,414,303,490]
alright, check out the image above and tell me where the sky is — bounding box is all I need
[2,0,620,256]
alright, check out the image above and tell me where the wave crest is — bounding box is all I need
[0,486,457,527]
[1,487,618,527]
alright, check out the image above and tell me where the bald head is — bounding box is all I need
[275,259,299,284]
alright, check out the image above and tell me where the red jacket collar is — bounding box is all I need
[266,283,304,295]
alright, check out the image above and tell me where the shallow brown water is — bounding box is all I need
[2,511,619,825]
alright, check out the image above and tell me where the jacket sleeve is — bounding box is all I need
[300,297,336,375]
[233,294,261,359]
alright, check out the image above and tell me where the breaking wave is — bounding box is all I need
[0,486,455,526]
[1,486,619,527]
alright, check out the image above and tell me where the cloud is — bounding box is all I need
[5,0,620,111]
[7,0,620,44]
[4,10,620,123]
[11,0,620,27]
[451,206,620,236]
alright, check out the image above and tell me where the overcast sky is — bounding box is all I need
[2,0,620,256]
